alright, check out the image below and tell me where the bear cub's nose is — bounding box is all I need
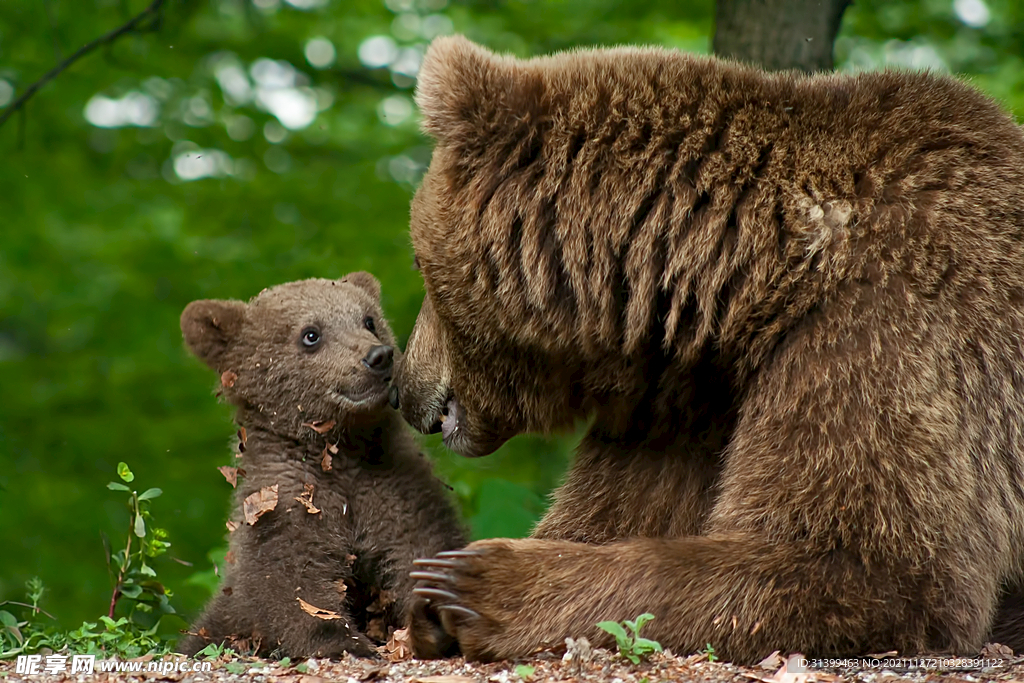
[362,345,394,373]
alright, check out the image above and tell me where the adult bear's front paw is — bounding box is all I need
[409,538,544,661]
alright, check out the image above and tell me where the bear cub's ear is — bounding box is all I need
[180,300,246,371]
[340,271,381,301]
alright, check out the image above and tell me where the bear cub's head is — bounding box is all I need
[181,273,398,435]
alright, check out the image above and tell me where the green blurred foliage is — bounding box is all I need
[0,0,1020,630]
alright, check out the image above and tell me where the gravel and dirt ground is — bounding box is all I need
[4,642,1024,683]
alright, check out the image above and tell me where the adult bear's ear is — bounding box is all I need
[340,271,381,301]
[416,35,542,145]
[180,300,246,371]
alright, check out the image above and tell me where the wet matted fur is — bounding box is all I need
[394,37,1024,662]
[178,274,464,658]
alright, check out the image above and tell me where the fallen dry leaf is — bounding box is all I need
[335,580,349,598]
[221,371,237,388]
[321,449,333,472]
[295,482,321,514]
[412,677,476,683]
[767,655,829,683]
[302,420,336,434]
[218,465,240,488]
[225,520,240,533]
[982,642,1015,659]
[243,484,279,525]
[224,551,236,564]
[297,597,341,620]
[357,665,388,681]
[382,627,413,662]
[327,442,339,454]
[757,651,784,670]
[562,636,592,675]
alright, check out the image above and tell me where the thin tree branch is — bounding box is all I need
[0,0,165,130]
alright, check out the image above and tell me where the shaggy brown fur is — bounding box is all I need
[177,275,464,658]
[394,37,1024,663]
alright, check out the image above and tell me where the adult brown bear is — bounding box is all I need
[393,36,1024,662]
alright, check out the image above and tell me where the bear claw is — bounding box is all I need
[436,549,482,558]
[414,587,460,602]
[438,604,480,620]
[413,558,461,568]
[410,570,454,583]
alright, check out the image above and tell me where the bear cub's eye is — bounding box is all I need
[364,316,377,335]
[301,327,321,348]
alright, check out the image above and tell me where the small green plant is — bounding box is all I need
[0,578,54,657]
[514,663,536,680]
[105,462,174,621]
[701,643,717,662]
[196,641,233,658]
[0,463,181,660]
[596,613,663,664]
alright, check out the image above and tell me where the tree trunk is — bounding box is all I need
[713,0,852,72]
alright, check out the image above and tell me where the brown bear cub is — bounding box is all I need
[177,273,464,659]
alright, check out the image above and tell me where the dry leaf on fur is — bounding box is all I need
[218,465,240,488]
[327,442,339,454]
[224,551,236,564]
[382,627,412,662]
[321,448,333,472]
[220,371,237,388]
[367,588,396,614]
[302,420,336,434]
[297,597,341,620]
[295,483,321,514]
[243,484,278,525]
[344,554,357,567]
[365,617,387,642]
[225,520,240,533]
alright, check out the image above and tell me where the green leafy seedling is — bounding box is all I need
[701,643,718,662]
[515,664,536,680]
[596,612,663,664]
[196,641,237,659]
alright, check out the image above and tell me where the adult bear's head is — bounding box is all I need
[393,36,679,456]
